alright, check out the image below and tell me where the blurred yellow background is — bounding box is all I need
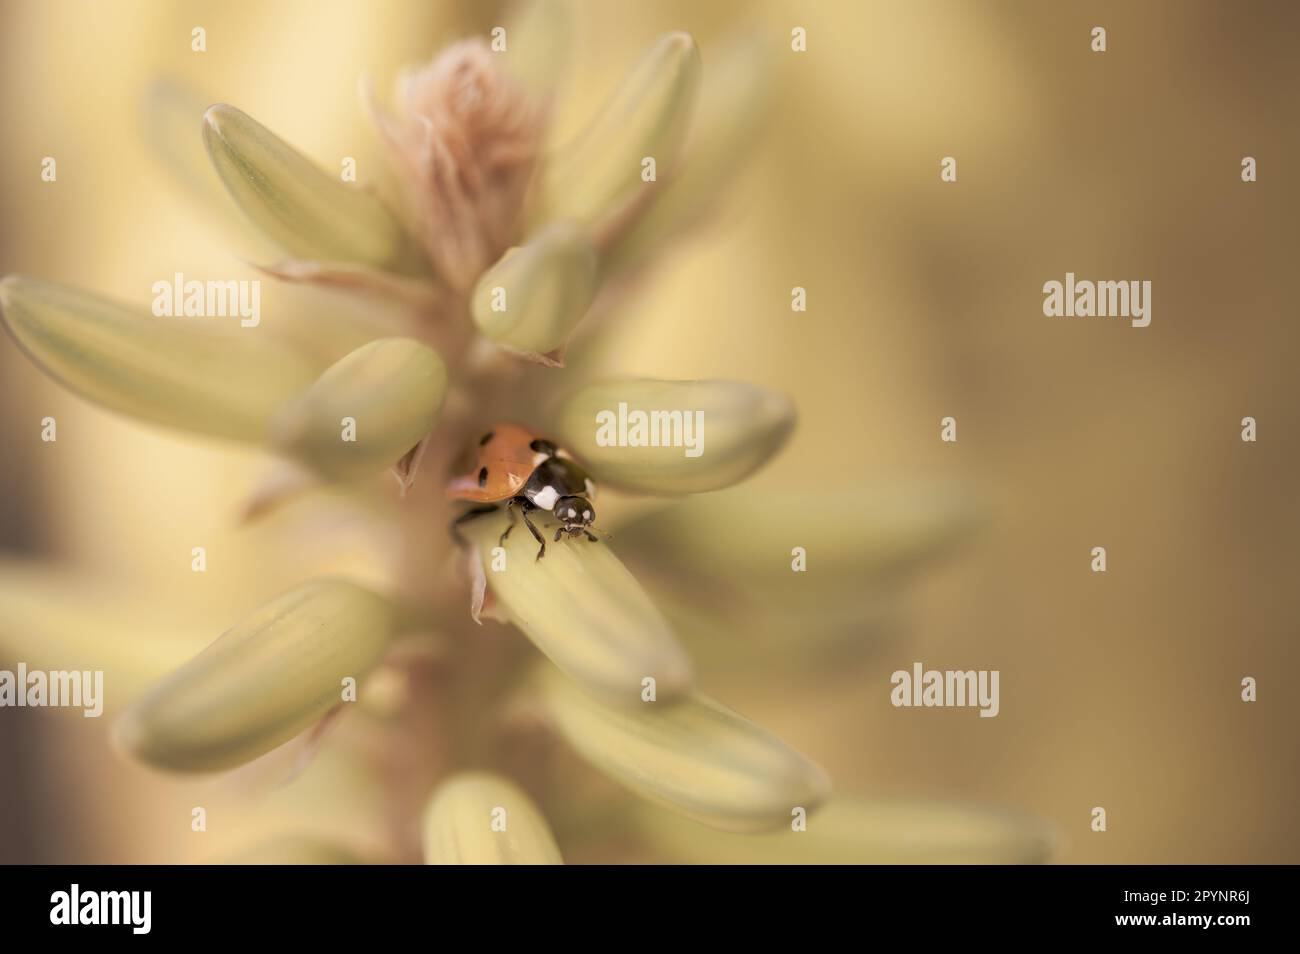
[1,0,1297,863]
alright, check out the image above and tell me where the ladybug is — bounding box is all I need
[447,423,598,561]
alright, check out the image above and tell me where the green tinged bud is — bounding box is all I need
[272,337,447,480]
[116,579,397,772]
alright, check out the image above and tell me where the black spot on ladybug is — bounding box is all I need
[477,467,488,487]
[529,438,556,455]
[479,431,494,446]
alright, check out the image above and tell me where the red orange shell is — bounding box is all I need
[444,423,550,502]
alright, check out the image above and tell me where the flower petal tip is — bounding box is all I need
[423,772,564,865]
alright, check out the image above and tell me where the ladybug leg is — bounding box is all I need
[519,503,546,561]
[498,497,520,546]
[584,531,598,543]
[449,504,499,548]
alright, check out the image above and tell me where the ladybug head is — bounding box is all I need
[554,496,595,529]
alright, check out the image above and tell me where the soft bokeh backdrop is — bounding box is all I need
[1,0,1297,863]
